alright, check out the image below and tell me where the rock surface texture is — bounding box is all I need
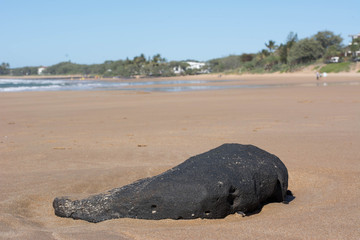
[53,144,289,222]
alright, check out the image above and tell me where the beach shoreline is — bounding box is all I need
[2,70,359,81]
[2,72,360,93]
[1,73,359,239]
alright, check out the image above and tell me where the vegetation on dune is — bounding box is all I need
[5,54,192,78]
[42,54,180,77]
[1,30,359,77]
[288,38,324,65]
[319,62,352,73]
[207,30,356,75]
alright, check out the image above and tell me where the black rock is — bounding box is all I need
[53,144,289,222]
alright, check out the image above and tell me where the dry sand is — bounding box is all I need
[1,73,360,239]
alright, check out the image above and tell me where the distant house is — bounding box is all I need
[173,61,209,74]
[345,33,360,58]
[186,61,206,70]
[173,66,184,74]
[38,66,47,75]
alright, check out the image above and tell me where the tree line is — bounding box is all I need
[1,30,359,77]
[3,54,197,77]
[208,30,358,73]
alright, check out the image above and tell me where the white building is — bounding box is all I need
[173,66,184,74]
[186,61,206,70]
[349,33,360,40]
[38,66,47,75]
[173,61,209,74]
[345,33,360,57]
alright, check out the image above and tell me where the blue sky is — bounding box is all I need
[1,0,359,68]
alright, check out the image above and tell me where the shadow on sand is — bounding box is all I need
[239,190,295,217]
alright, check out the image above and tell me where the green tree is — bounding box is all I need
[278,44,287,63]
[43,62,85,75]
[259,49,270,59]
[208,58,224,72]
[324,45,342,60]
[313,30,343,50]
[0,62,10,75]
[288,38,324,64]
[263,54,280,71]
[11,66,39,76]
[133,54,147,75]
[240,53,254,62]
[208,55,243,72]
[152,54,166,64]
[286,32,298,47]
[313,31,343,61]
[133,54,146,65]
[278,32,298,64]
[265,40,277,53]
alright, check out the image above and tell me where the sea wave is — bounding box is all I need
[0,78,214,92]
[0,85,63,92]
[0,79,105,92]
[0,79,67,85]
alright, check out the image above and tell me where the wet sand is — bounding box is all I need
[1,73,360,239]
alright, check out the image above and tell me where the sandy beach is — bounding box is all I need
[1,73,360,239]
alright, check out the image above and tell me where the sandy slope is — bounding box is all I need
[1,73,360,239]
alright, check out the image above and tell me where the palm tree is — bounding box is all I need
[0,62,10,75]
[265,40,277,53]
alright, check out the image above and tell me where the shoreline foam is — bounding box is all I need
[2,73,360,92]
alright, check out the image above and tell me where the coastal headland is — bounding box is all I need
[1,72,359,239]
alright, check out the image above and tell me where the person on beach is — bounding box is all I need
[316,72,320,80]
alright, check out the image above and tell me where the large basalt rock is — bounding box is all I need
[53,144,289,222]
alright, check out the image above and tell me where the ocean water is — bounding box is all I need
[1,78,359,92]
[0,79,101,92]
[0,78,223,92]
